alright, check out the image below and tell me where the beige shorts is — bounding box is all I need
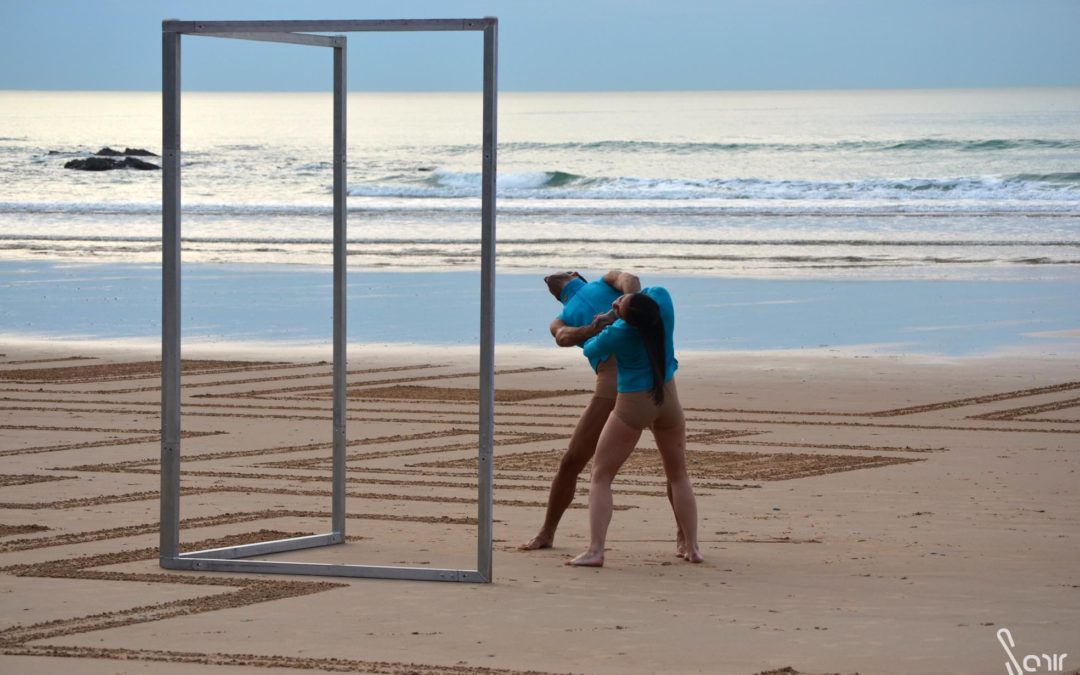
[613,378,684,431]
[593,357,617,400]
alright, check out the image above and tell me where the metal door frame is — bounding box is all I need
[160,18,497,582]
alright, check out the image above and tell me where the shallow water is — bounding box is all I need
[2,261,1077,356]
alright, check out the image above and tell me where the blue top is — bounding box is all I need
[558,278,621,373]
[582,286,678,393]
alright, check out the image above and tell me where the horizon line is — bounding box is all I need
[3,84,1080,95]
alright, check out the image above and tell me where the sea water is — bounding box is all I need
[1,88,1078,278]
[0,89,1078,353]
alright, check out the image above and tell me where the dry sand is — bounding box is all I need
[0,343,1077,674]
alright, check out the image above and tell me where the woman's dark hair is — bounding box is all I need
[623,293,666,406]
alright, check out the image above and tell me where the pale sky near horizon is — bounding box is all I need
[1,0,1078,92]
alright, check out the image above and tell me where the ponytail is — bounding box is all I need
[624,294,666,406]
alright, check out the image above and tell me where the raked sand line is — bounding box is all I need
[0,485,610,512]
[416,448,922,482]
[258,433,569,469]
[0,524,48,537]
[3,395,591,420]
[722,439,947,453]
[864,380,1080,417]
[683,414,1080,435]
[1,355,96,366]
[968,395,1080,421]
[2,645,569,675]
[0,359,292,384]
[55,428,489,472]
[0,403,484,424]
[0,510,476,554]
[32,362,449,395]
[0,430,223,458]
[0,473,76,488]
[195,366,562,400]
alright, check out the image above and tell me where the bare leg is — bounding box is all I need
[653,421,703,563]
[568,414,642,567]
[667,482,686,558]
[520,395,615,550]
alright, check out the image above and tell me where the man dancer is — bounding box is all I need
[521,270,681,552]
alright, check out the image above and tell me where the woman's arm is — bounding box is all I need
[582,322,622,359]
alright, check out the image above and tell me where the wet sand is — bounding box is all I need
[0,343,1077,674]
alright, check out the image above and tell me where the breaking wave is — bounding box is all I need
[344,170,1080,202]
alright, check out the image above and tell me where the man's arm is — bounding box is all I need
[603,269,641,294]
[550,314,616,348]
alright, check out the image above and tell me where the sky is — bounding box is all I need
[1,0,1079,92]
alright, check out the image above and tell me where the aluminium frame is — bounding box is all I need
[160,18,498,582]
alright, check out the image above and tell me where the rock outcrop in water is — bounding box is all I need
[64,156,160,171]
[62,147,161,171]
[94,146,158,157]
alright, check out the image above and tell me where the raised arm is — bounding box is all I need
[603,269,641,294]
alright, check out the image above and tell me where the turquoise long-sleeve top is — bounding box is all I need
[557,277,621,373]
[582,286,678,393]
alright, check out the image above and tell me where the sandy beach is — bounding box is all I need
[0,342,1077,674]
[2,2,1078,672]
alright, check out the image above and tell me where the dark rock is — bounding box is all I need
[122,156,160,170]
[64,156,159,171]
[47,150,62,155]
[95,147,123,156]
[65,157,123,171]
[123,147,158,156]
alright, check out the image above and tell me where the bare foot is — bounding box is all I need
[518,532,554,551]
[675,532,687,558]
[685,547,704,564]
[566,550,604,567]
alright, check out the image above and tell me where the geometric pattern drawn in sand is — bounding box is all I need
[0,357,995,674]
[416,448,922,482]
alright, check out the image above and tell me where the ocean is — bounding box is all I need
[1,88,1079,278]
[1,88,1078,354]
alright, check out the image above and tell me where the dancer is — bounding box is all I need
[568,287,702,566]
[521,270,682,551]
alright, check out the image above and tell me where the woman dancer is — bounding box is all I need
[568,287,703,567]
